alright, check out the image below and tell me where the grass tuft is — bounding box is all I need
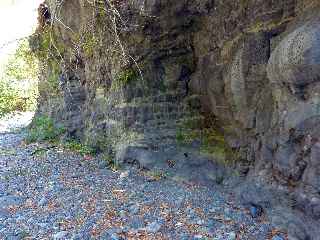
[25,116,65,144]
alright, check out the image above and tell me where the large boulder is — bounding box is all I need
[267,17,320,99]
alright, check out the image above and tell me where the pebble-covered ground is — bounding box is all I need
[0,114,286,240]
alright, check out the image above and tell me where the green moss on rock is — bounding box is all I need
[25,116,66,144]
[110,68,140,91]
[82,33,99,57]
[176,116,239,165]
[30,27,64,95]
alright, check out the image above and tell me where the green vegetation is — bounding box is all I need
[221,16,294,61]
[30,27,64,94]
[96,4,107,25]
[31,147,50,157]
[0,82,26,117]
[25,116,98,157]
[101,152,119,170]
[149,168,169,180]
[82,33,99,57]
[199,128,230,162]
[25,116,65,144]
[176,116,239,165]
[71,27,100,58]
[64,140,97,156]
[4,39,39,81]
[0,39,39,117]
[247,16,295,34]
[40,59,60,94]
[31,27,64,62]
[110,68,139,91]
[176,117,203,144]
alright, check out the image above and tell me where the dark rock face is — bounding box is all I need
[33,0,320,237]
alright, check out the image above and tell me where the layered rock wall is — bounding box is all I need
[32,0,320,237]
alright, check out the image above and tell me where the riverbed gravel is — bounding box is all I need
[0,114,287,239]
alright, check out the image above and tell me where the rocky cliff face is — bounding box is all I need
[32,0,320,238]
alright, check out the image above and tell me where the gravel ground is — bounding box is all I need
[0,114,287,240]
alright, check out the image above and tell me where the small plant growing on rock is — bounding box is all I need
[64,140,97,156]
[82,34,99,57]
[25,116,65,144]
[101,152,119,170]
[144,168,168,181]
[110,68,139,91]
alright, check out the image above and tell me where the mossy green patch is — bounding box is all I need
[25,116,66,144]
[145,168,169,181]
[247,16,295,33]
[45,59,61,94]
[199,128,229,163]
[176,116,239,165]
[110,68,140,91]
[30,27,64,94]
[31,27,65,62]
[82,33,99,57]
[100,152,120,171]
[64,140,97,156]
[95,3,107,25]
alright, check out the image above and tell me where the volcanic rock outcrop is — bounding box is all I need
[31,0,320,238]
